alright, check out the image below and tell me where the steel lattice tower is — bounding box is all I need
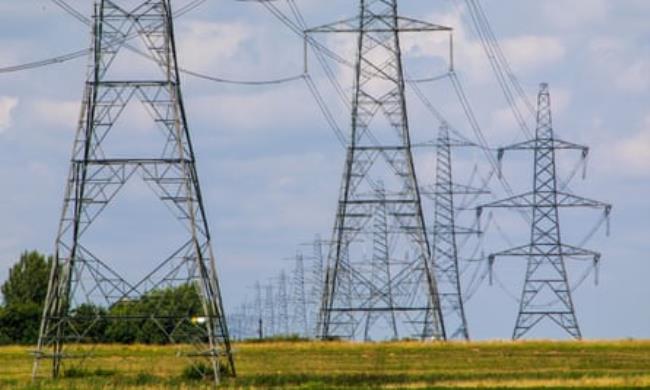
[363,185,398,341]
[264,284,276,337]
[432,125,484,341]
[291,252,310,337]
[310,0,451,340]
[307,237,326,336]
[478,83,611,339]
[255,281,263,339]
[276,270,290,335]
[33,0,234,382]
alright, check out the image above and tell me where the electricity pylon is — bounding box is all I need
[33,0,234,382]
[263,284,276,337]
[291,252,310,337]
[255,281,263,339]
[309,0,451,340]
[307,236,326,336]
[478,83,611,340]
[432,124,485,340]
[276,270,290,335]
[363,185,398,341]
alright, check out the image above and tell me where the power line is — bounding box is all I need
[50,0,90,24]
[0,49,89,74]
[0,0,304,85]
[182,67,305,86]
[176,0,209,17]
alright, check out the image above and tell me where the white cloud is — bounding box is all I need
[588,37,624,54]
[214,152,336,232]
[615,59,650,93]
[0,96,18,132]
[489,86,571,141]
[500,36,566,73]
[398,7,566,83]
[32,100,79,130]
[0,46,19,68]
[178,21,253,73]
[399,7,488,82]
[611,115,650,176]
[190,85,315,133]
[541,0,608,29]
[32,97,163,136]
[588,36,650,93]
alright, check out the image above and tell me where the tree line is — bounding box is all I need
[0,251,204,345]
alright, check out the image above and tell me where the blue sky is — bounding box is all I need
[0,0,648,339]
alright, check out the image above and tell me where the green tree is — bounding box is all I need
[104,284,203,344]
[69,303,108,343]
[1,251,51,307]
[0,302,41,344]
[0,251,52,345]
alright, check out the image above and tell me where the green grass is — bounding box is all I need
[0,340,649,389]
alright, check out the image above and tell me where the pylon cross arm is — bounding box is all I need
[306,16,451,34]
[489,243,600,260]
[477,192,611,213]
[555,192,612,210]
[477,193,534,213]
[499,138,588,153]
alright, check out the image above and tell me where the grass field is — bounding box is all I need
[0,340,649,389]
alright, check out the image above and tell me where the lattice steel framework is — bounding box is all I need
[291,253,310,337]
[254,281,263,339]
[307,237,326,337]
[363,185,399,340]
[33,0,234,382]
[263,284,276,336]
[432,125,484,341]
[310,0,451,340]
[276,270,290,335]
[478,83,611,339]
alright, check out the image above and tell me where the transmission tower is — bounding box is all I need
[306,236,326,337]
[32,0,234,382]
[432,124,485,341]
[228,304,245,341]
[236,302,255,340]
[231,301,256,340]
[309,0,451,340]
[276,270,290,335]
[263,284,276,337]
[363,184,398,341]
[478,83,611,340]
[291,252,310,337]
[255,281,263,339]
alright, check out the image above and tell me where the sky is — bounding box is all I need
[0,0,648,340]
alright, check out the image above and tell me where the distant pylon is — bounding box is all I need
[264,284,276,337]
[255,282,263,339]
[33,0,233,382]
[276,270,290,335]
[363,184,398,341]
[291,252,310,337]
[307,236,326,336]
[478,83,611,339]
[432,124,485,341]
[310,0,451,340]
[240,302,255,340]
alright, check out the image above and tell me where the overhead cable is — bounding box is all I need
[0,49,89,74]
[2,0,302,86]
